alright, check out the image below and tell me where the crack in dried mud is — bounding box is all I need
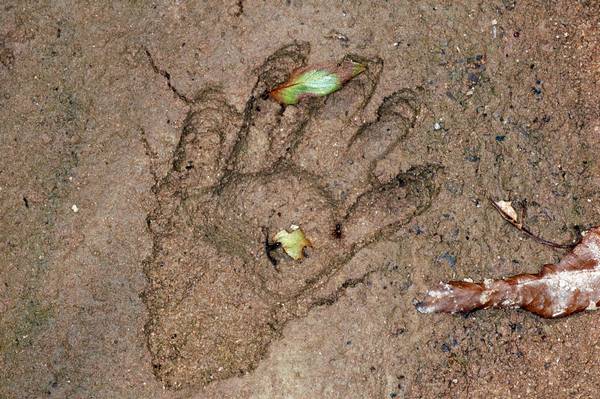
[144,47,192,104]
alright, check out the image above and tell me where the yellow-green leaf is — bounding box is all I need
[273,227,312,260]
[270,58,365,105]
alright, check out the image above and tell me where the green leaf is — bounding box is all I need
[273,227,312,260]
[270,59,366,105]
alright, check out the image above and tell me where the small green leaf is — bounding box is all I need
[273,227,312,260]
[270,58,366,105]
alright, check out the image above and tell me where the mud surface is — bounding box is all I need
[1,1,599,398]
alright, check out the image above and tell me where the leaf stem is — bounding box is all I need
[489,198,578,249]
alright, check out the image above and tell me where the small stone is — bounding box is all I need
[438,252,457,269]
[325,30,349,43]
[445,181,463,195]
[468,72,480,84]
[71,204,79,213]
[40,133,52,144]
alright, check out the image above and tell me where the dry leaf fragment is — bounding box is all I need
[489,198,577,249]
[325,30,350,43]
[269,58,366,105]
[415,227,600,318]
[273,227,312,260]
[493,200,518,223]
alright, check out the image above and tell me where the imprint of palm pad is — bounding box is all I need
[144,42,439,388]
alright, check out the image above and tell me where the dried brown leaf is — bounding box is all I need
[493,200,518,223]
[416,227,600,318]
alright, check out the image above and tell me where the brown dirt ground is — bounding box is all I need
[1,1,599,398]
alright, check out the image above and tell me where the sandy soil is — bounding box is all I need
[1,1,599,398]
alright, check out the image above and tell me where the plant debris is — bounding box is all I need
[273,226,312,260]
[416,227,600,318]
[324,30,350,43]
[269,57,366,105]
[416,200,597,318]
[490,199,577,249]
[493,200,518,223]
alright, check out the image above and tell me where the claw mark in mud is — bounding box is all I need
[0,39,15,68]
[144,47,192,103]
[139,128,160,187]
[142,42,441,389]
[233,0,244,17]
[311,269,380,307]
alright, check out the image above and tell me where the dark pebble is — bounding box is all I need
[438,252,457,269]
[509,322,522,332]
[444,181,463,195]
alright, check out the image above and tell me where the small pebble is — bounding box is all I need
[325,30,349,43]
[40,133,52,144]
[71,204,79,213]
[438,252,457,269]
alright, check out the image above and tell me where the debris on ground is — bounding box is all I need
[273,225,312,260]
[416,200,596,318]
[269,57,365,105]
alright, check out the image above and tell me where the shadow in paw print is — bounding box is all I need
[143,41,441,389]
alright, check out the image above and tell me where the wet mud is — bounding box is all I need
[1,1,598,398]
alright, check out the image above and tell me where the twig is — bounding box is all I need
[489,198,578,249]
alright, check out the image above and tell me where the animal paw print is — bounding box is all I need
[144,42,439,389]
